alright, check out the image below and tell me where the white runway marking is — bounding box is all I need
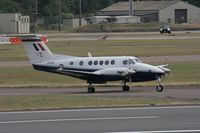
[0,116,157,124]
[0,106,199,115]
[107,130,200,133]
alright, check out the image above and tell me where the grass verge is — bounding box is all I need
[0,94,199,111]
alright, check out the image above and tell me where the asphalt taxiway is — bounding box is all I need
[0,106,200,133]
[0,86,199,100]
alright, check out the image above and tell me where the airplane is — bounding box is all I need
[0,34,171,93]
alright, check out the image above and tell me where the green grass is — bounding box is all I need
[0,62,199,87]
[0,94,199,111]
[0,66,84,87]
[0,39,199,61]
[165,62,200,85]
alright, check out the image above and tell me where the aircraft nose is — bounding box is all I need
[153,67,165,74]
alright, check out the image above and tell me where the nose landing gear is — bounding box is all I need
[156,84,164,92]
[156,77,164,92]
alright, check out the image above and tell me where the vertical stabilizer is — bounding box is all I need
[23,40,53,64]
[21,35,53,64]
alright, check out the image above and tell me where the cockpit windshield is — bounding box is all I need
[129,59,135,64]
[134,58,141,63]
[129,58,141,64]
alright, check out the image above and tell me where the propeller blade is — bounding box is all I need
[163,73,166,79]
[170,71,173,76]
[129,75,132,89]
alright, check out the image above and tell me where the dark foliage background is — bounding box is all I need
[0,0,199,18]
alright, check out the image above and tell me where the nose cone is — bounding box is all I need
[136,63,165,74]
[154,67,165,74]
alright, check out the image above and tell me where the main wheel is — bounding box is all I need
[88,87,95,93]
[156,84,164,92]
[122,86,130,92]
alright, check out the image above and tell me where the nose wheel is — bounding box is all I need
[156,84,163,92]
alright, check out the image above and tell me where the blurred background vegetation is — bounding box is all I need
[0,0,199,18]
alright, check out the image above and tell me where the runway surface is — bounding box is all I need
[0,106,200,133]
[0,86,199,100]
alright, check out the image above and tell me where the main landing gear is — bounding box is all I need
[122,81,130,92]
[88,83,95,93]
[156,77,164,92]
[122,85,130,92]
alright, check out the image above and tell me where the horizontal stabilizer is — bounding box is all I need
[0,34,48,45]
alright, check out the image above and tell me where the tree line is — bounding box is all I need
[0,0,199,18]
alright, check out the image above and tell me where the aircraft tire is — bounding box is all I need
[122,86,130,92]
[88,87,95,93]
[156,84,163,92]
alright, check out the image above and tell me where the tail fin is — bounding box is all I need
[22,35,53,64]
[1,34,53,64]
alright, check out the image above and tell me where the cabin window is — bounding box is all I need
[111,60,115,65]
[94,60,98,65]
[79,61,84,66]
[70,61,74,65]
[99,60,103,65]
[123,60,128,65]
[105,60,109,65]
[88,61,92,65]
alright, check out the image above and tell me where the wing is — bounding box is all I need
[58,69,100,77]
[57,67,135,79]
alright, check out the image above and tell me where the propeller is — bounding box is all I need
[127,58,135,88]
[119,58,135,88]
[163,56,172,76]
[158,65,172,81]
[129,74,132,89]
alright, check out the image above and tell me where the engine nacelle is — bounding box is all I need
[93,68,135,76]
